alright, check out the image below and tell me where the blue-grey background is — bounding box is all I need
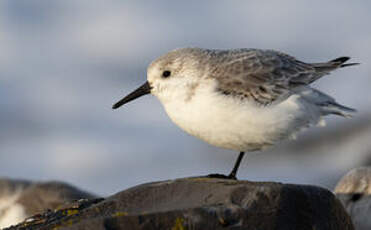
[1,1,370,196]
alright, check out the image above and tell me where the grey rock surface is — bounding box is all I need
[0,178,95,228]
[7,177,353,230]
[335,167,371,230]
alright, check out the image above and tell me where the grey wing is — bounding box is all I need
[211,50,321,105]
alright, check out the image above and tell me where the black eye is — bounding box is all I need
[162,70,171,78]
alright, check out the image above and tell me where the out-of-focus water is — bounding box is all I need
[0,1,370,195]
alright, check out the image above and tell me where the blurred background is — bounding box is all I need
[0,0,370,196]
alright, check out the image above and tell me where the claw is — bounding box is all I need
[207,173,237,180]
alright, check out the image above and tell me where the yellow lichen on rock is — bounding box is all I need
[172,217,186,230]
[66,209,79,216]
[112,211,128,217]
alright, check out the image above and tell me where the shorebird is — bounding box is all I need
[113,48,358,179]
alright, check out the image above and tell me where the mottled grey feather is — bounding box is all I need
[151,48,357,106]
[198,49,356,105]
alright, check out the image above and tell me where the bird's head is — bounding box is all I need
[112,48,208,109]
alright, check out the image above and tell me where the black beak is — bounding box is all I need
[112,81,152,109]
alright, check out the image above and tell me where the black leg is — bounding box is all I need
[207,151,245,180]
[227,152,245,179]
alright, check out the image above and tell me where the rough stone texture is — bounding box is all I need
[335,167,371,230]
[335,167,371,195]
[0,178,95,228]
[6,177,353,230]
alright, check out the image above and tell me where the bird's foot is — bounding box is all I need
[206,173,237,180]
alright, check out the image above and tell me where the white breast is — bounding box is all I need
[159,83,322,152]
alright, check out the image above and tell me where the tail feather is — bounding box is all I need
[297,87,357,118]
[340,62,360,68]
[313,56,360,72]
[329,56,360,68]
[330,56,350,64]
[322,101,357,118]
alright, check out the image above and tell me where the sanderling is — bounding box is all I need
[113,48,358,179]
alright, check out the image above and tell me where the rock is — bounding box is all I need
[6,177,353,230]
[335,167,371,195]
[0,178,95,229]
[335,167,371,230]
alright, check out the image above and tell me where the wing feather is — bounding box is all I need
[209,49,323,105]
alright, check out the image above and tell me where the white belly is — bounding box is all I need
[161,86,321,152]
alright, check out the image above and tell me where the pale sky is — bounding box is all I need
[0,1,370,195]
